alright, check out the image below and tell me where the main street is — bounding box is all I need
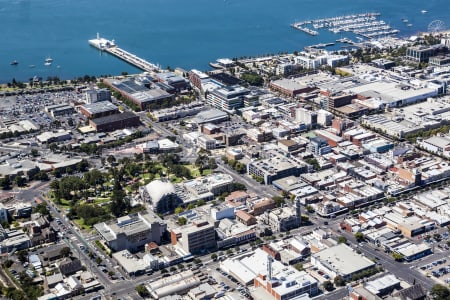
[216,162,279,199]
[337,229,437,290]
[43,196,112,288]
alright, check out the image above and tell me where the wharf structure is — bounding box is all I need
[88,33,161,73]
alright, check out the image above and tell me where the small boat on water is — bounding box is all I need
[10,60,18,65]
[44,56,53,66]
[407,24,413,27]
[402,19,409,23]
[421,10,427,14]
[29,65,35,68]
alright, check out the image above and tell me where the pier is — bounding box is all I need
[88,34,160,73]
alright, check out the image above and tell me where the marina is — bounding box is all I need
[291,12,399,41]
[88,33,160,73]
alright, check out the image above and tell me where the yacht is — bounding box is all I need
[45,57,52,66]
[45,56,53,66]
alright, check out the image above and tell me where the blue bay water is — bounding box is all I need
[0,0,449,83]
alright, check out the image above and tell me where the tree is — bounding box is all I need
[337,236,347,244]
[294,263,303,271]
[391,252,404,262]
[107,155,116,165]
[272,196,285,208]
[354,232,365,242]
[430,284,450,300]
[14,176,26,187]
[34,203,50,216]
[208,158,218,170]
[241,72,264,86]
[30,149,39,157]
[306,205,315,213]
[334,275,345,286]
[17,250,28,263]
[175,207,184,214]
[0,176,12,190]
[60,247,71,258]
[323,280,334,291]
[177,217,187,225]
[211,253,218,261]
[110,178,130,217]
[136,284,150,297]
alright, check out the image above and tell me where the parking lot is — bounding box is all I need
[213,267,252,299]
[419,257,450,284]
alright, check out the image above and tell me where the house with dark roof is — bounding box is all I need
[387,284,428,300]
[58,259,83,276]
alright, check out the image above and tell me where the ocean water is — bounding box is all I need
[0,0,448,83]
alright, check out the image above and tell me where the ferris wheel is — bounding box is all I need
[428,20,445,33]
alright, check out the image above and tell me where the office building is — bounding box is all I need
[79,101,119,119]
[89,112,140,132]
[94,212,167,253]
[85,88,111,104]
[171,219,216,254]
[206,85,250,111]
[311,243,375,281]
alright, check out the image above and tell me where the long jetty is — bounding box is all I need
[105,47,160,73]
[88,34,161,73]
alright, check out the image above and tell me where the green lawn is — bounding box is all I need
[170,176,183,183]
[74,218,91,230]
[93,197,110,205]
[186,165,201,177]
[202,169,213,176]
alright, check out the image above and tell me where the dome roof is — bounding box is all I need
[145,180,176,206]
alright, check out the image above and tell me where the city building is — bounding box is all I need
[170,219,216,254]
[197,135,216,150]
[189,109,229,125]
[0,203,8,224]
[154,72,190,92]
[269,78,316,98]
[89,111,140,132]
[36,130,71,144]
[85,88,111,104]
[93,212,167,253]
[216,218,256,248]
[263,200,302,232]
[308,136,332,156]
[220,248,318,298]
[140,180,180,213]
[311,243,376,281]
[206,85,250,111]
[188,69,210,91]
[79,101,119,119]
[145,270,202,300]
[247,149,308,184]
[406,45,439,63]
[104,78,173,110]
[295,107,318,129]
